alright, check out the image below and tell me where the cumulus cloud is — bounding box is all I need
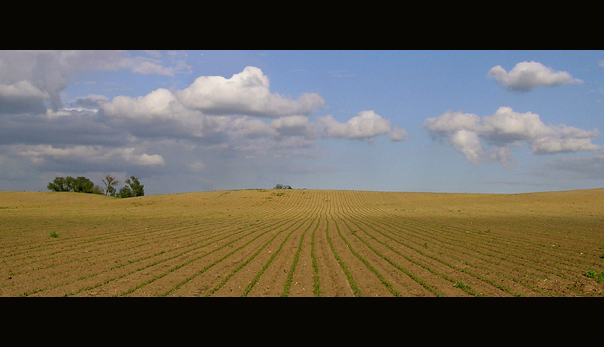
[102,88,180,120]
[229,117,279,139]
[270,115,310,130]
[318,110,408,142]
[481,107,552,143]
[101,69,404,147]
[530,125,600,154]
[10,144,165,169]
[100,88,231,142]
[389,126,408,141]
[423,110,483,134]
[481,107,599,154]
[448,129,486,165]
[488,61,583,92]
[424,107,600,165]
[99,66,331,148]
[270,115,316,138]
[0,57,408,192]
[0,80,50,114]
[174,66,325,118]
[0,80,50,99]
[0,50,189,112]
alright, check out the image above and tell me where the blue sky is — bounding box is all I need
[1,50,603,195]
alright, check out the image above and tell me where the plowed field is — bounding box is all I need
[2,188,604,297]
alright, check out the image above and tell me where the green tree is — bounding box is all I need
[118,185,133,198]
[116,176,144,198]
[126,176,144,197]
[47,175,145,197]
[102,174,120,197]
[47,177,68,192]
[47,176,94,193]
[92,185,104,195]
[72,176,94,193]
[64,176,76,191]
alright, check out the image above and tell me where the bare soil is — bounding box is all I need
[1,188,603,297]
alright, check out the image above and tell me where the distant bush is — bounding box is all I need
[274,184,292,190]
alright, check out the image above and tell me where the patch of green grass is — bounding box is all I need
[50,231,58,238]
[454,281,471,290]
[585,269,604,283]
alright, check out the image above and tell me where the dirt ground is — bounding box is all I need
[1,188,603,297]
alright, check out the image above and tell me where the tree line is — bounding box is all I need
[47,174,144,198]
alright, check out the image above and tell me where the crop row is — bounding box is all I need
[2,189,603,297]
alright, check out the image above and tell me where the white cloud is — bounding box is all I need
[423,110,484,134]
[111,147,165,166]
[389,126,408,141]
[101,88,179,120]
[0,60,409,192]
[487,61,583,92]
[530,125,600,154]
[101,70,405,148]
[230,117,279,139]
[100,88,232,142]
[0,50,190,111]
[270,115,316,138]
[270,115,310,130]
[130,61,176,76]
[482,107,552,143]
[448,129,486,165]
[174,66,325,118]
[481,107,599,154]
[129,51,191,76]
[423,110,486,164]
[0,80,50,99]
[488,146,515,168]
[424,107,600,165]
[318,110,407,141]
[12,144,165,167]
